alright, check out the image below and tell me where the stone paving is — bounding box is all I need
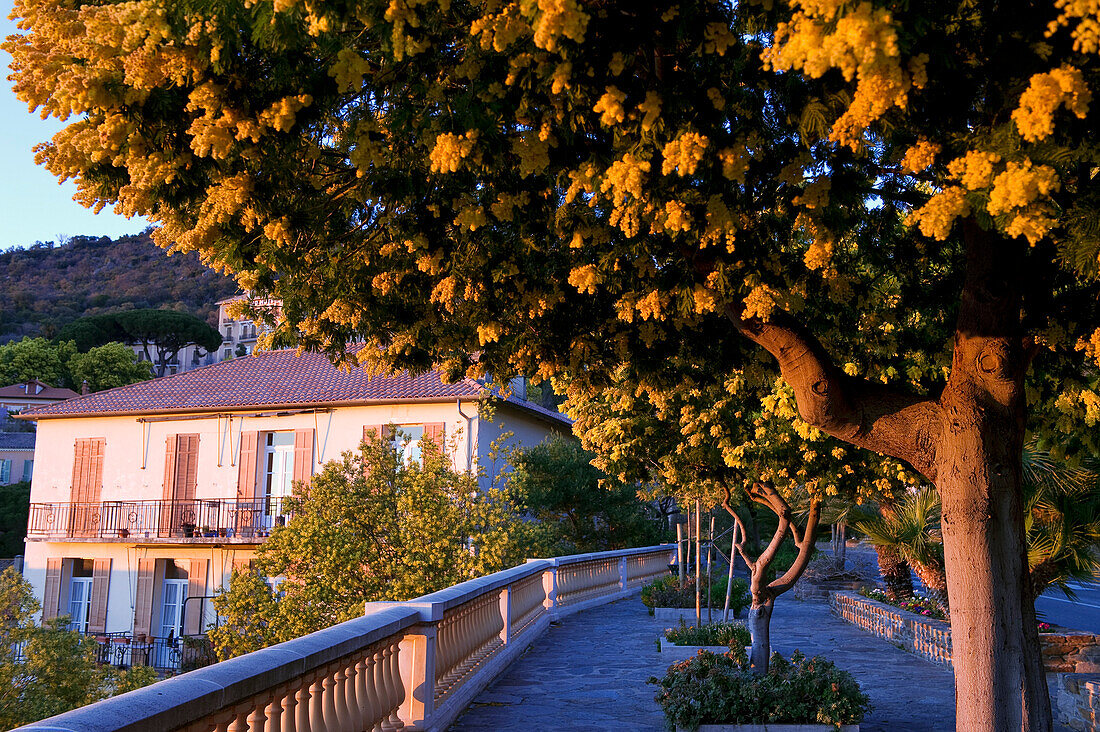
[450,593,958,731]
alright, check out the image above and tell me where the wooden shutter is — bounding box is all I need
[70,438,104,537]
[292,429,314,487]
[237,432,259,500]
[231,557,254,575]
[162,436,178,501]
[423,422,445,455]
[88,559,111,633]
[185,559,208,636]
[43,558,62,621]
[363,425,384,444]
[133,558,156,638]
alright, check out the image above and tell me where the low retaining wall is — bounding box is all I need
[831,591,1100,731]
[829,591,951,666]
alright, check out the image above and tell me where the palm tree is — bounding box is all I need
[853,488,948,610]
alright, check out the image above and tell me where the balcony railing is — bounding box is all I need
[13,631,214,674]
[27,497,290,541]
[15,544,676,732]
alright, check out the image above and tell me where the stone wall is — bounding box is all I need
[1052,674,1100,731]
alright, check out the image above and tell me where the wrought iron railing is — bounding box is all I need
[26,497,290,540]
[12,631,214,674]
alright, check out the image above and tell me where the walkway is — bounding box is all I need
[450,593,957,731]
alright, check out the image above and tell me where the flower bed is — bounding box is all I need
[650,650,870,732]
[857,587,947,620]
[665,620,752,648]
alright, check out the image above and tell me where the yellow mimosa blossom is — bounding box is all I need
[529,0,590,52]
[663,200,692,233]
[947,150,1001,190]
[661,132,709,176]
[907,186,970,240]
[718,146,750,184]
[567,264,601,294]
[1012,65,1091,142]
[429,130,478,173]
[987,160,1060,216]
[742,285,777,321]
[594,86,627,126]
[638,92,662,131]
[900,140,940,173]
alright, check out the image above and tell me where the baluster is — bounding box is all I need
[321,665,340,730]
[270,686,290,732]
[227,706,251,732]
[309,675,328,731]
[353,655,371,732]
[295,678,313,732]
[380,642,404,731]
[333,661,351,730]
[246,700,267,732]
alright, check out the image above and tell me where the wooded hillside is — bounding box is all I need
[0,231,236,343]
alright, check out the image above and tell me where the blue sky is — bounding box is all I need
[1,2,148,250]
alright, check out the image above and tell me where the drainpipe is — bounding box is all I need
[456,399,475,474]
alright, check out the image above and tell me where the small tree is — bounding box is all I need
[211,435,542,660]
[507,436,664,554]
[67,342,153,392]
[0,338,75,387]
[0,568,156,730]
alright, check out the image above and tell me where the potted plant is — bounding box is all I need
[202,525,216,537]
[659,620,752,662]
[651,650,870,731]
[217,527,227,538]
[181,522,196,538]
[117,528,130,538]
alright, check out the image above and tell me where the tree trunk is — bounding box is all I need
[874,545,914,601]
[932,221,1050,732]
[747,598,773,673]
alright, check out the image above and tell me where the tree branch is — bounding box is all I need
[726,306,943,481]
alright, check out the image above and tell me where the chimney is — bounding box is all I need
[81,380,90,396]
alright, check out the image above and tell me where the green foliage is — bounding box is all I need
[0,568,156,730]
[0,338,75,387]
[0,232,234,344]
[67,343,154,392]
[650,650,871,731]
[664,620,751,649]
[211,436,543,660]
[641,575,750,616]
[506,436,664,554]
[0,483,31,558]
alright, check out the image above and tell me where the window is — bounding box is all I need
[69,560,94,633]
[223,348,232,360]
[264,432,295,503]
[21,460,32,483]
[0,460,9,484]
[391,426,426,464]
[224,323,234,340]
[160,562,189,639]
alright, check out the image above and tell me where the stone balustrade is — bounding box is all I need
[830,591,952,666]
[15,544,676,732]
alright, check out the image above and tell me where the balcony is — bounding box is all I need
[26,497,289,542]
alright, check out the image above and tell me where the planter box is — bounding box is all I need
[658,637,750,661]
[677,725,858,731]
[654,607,739,623]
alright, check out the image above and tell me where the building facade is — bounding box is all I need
[17,349,570,671]
[0,379,79,415]
[0,432,35,485]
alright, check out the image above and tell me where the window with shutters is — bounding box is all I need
[21,460,32,483]
[263,432,295,500]
[68,559,94,633]
[391,425,426,464]
[159,561,189,639]
[0,460,9,484]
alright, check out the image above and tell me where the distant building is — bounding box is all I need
[130,295,281,375]
[0,379,79,416]
[0,432,35,484]
[16,348,569,671]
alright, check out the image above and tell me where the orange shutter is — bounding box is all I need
[69,439,87,502]
[177,435,200,502]
[70,438,104,537]
[43,558,62,621]
[292,429,314,487]
[89,558,111,633]
[423,422,445,455]
[237,432,259,500]
[133,558,156,638]
[89,438,104,501]
[231,557,254,575]
[185,559,208,636]
[363,425,383,444]
[160,436,179,537]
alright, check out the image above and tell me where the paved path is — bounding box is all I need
[450,593,957,731]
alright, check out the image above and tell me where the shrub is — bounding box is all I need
[650,650,871,731]
[664,620,751,648]
[641,575,750,616]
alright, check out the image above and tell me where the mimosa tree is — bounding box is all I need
[10,1,1100,727]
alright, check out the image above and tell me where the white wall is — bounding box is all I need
[476,404,571,490]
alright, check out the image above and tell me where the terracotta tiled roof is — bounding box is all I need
[17,349,571,427]
[0,380,79,401]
